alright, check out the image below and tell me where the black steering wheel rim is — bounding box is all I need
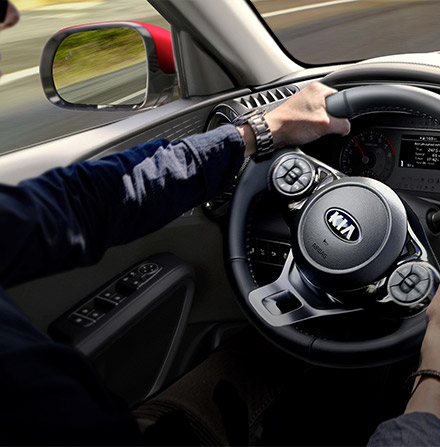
[226,84,440,368]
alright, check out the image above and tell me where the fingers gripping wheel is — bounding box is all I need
[227,83,440,367]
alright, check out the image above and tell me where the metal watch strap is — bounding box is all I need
[234,110,275,161]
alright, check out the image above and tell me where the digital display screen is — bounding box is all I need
[400,134,440,170]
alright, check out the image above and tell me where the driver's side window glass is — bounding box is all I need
[0,0,179,154]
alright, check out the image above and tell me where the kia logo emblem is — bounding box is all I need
[325,209,361,243]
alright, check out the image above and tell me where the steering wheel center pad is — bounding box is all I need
[291,177,407,292]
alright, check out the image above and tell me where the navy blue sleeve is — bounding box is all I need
[0,125,244,287]
[368,412,440,446]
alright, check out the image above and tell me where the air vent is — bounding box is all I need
[239,85,298,109]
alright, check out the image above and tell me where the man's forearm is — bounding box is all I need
[0,126,245,288]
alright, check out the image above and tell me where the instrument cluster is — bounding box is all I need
[305,114,440,198]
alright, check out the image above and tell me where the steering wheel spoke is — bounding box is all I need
[248,252,362,327]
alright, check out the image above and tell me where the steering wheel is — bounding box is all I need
[227,85,440,368]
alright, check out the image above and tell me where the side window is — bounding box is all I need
[0,0,178,154]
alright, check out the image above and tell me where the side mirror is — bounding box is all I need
[40,22,178,111]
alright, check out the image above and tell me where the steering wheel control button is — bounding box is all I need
[272,155,315,197]
[285,173,296,185]
[291,177,407,291]
[291,183,305,193]
[389,263,433,304]
[280,244,290,263]
[396,264,412,279]
[276,178,291,193]
[400,274,421,293]
[298,173,312,186]
[268,242,280,264]
[408,288,423,303]
[412,264,431,282]
[282,159,295,172]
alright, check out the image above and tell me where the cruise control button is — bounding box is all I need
[279,244,290,263]
[249,239,257,260]
[257,239,268,262]
[268,242,279,264]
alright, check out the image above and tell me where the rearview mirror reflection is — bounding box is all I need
[53,28,147,107]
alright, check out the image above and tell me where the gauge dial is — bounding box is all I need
[340,130,395,181]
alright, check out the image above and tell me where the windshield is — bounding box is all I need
[250,0,440,65]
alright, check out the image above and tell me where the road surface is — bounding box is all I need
[58,63,147,105]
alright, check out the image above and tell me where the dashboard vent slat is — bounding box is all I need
[238,85,298,109]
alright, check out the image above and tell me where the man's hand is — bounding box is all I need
[239,82,351,157]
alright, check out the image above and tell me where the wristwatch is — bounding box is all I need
[233,109,274,161]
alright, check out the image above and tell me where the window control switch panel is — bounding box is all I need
[49,259,163,344]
